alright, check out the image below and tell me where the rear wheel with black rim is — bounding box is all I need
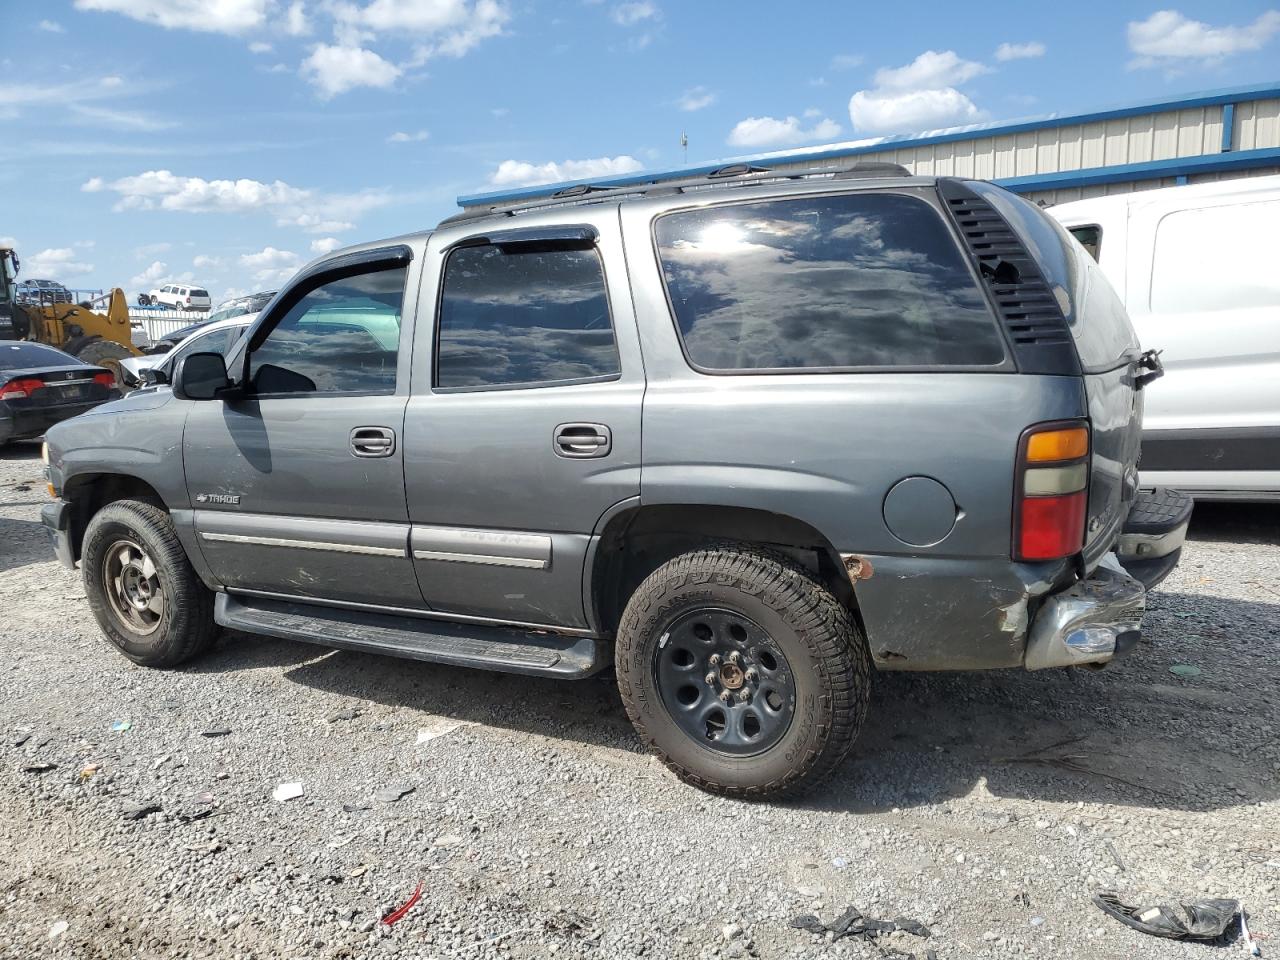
[82,499,217,668]
[616,545,871,799]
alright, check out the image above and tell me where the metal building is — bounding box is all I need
[460,82,1280,210]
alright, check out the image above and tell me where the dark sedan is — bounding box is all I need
[0,342,120,446]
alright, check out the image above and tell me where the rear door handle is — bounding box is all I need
[351,426,396,458]
[554,422,612,459]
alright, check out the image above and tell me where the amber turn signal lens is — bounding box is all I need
[1026,427,1089,463]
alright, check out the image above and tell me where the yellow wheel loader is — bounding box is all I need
[1,245,142,380]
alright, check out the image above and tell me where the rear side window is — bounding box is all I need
[1151,200,1280,313]
[654,193,1005,371]
[1068,225,1102,261]
[436,245,619,389]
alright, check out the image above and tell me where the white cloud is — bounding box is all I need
[249,40,273,53]
[848,48,990,135]
[283,0,310,35]
[69,104,176,132]
[130,260,168,289]
[38,19,66,33]
[85,169,388,231]
[0,237,18,249]
[676,86,716,112]
[25,248,95,278]
[873,49,990,90]
[240,246,301,284]
[726,115,842,148]
[192,254,224,269]
[489,155,644,188]
[0,75,131,119]
[995,41,1046,61]
[849,87,982,133]
[310,237,343,254]
[133,242,171,257]
[333,0,509,63]
[300,43,401,98]
[612,1,657,26]
[73,0,269,34]
[1128,9,1280,65]
[387,129,429,142]
[830,53,864,70]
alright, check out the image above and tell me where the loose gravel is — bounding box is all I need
[1,439,1277,959]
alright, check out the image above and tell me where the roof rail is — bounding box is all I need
[440,160,917,226]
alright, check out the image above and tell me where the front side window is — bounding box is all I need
[655,192,1005,371]
[249,265,406,395]
[1151,200,1280,314]
[436,245,619,389]
[1068,225,1102,262]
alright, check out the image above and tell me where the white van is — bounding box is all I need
[1050,175,1280,501]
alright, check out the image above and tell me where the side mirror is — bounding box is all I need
[173,352,230,401]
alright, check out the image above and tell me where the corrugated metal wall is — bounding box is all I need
[764,97,1280,207]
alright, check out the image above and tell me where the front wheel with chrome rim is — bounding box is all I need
[616,544,871,800]
[82,499,217,668]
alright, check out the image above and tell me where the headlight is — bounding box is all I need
[41,442,49,465]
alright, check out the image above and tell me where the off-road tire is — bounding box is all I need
[74,339,134,385]
[616,544,871,799]
[82,499,217,668]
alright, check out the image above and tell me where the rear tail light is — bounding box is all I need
[0,378,46,400]
[93,372,116,388]
[1014,422,1090,561]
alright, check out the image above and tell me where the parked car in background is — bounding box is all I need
[1050,175,1280,500]
[119,314,256,390]
[41,164,1190,798]
[1,342,120,445]
[140,284,212,311]
[16,279,73,305]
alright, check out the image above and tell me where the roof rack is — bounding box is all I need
[440,160,914,226]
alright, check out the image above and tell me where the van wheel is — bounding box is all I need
[616,545,870,799]
[82,499,217,668]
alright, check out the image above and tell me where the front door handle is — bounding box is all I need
[554,422,612,459]
[351,426,396,458]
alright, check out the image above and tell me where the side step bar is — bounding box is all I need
[215,593,610,679]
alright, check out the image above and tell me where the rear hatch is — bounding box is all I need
[944,181,1144,569]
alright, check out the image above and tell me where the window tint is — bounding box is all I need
[1151,200,1280,313]
[191,288,209,298]
[1,342,79,370]
[655,193,1005,370]
[436,245,619,389]
[169,325,245,370]
[1068,225,1102,261]
[249,265,406,395]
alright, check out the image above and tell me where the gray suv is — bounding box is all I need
[40,163,1191,798]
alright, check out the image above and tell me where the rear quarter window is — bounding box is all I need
[654,192,1006,371]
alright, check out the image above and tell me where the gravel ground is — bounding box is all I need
[1,439,1277,960]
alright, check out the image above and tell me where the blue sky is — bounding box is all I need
[3,0,1279,303]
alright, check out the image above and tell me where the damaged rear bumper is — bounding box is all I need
[1024,556,1145,670]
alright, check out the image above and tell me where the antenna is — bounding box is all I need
[680,130,688,164]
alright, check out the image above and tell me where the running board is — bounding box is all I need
[215,593,610,678]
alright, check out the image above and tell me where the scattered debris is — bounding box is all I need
[272,782,304,803]
[184,840,222,855]
[122,802,161,821]
[342,802,371,813]
[13,729,32,748]
[111,720,132,733]
[79,762,102,780]
[433,834,464,848]
[22,762,57,774]
[1104,840,1127,872]
[1093,890,1239,940]
[327,708,361,723]
[48,920,69,940]
[201,728,231,738]
[1169,664,1202,679]
[1241,904,1261,957]
[831,856,849,869]
[374,783,415,803]
[328,836,354,849]
[791,907,930,943]
[416,717,471,744]
[348,865,368,878]
[193,791,216,805]
[381,881,423,926]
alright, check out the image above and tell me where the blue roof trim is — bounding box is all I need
[993,146,1280,192]
[458,80,1280,208]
